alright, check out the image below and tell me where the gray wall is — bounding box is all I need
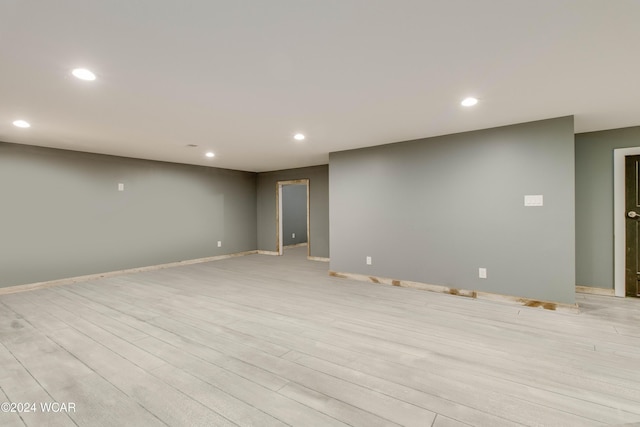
[282,184,308,246]
[257,165,329,258]
[0,142,257,288]
[330,117,576,304]
[575,126,640,289]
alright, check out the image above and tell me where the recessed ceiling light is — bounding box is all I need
[205,152,215,158]
[12,120,31,128]
[461,97,478,107]
[294,133,305,141]
[72,68,96,81]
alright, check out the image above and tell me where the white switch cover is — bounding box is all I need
[292,233,295,239]
[366,256,372,265]
[479,268,487,279]
[524,195,543,206]
[217,241,222,247]
[118,183,124,191]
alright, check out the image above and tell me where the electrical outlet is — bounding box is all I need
[118,183,124,191]
[366,256,372,265]
[479,268,487,279]
[217,241,222,247]
[292,233,295,239]
[524,195,543,206]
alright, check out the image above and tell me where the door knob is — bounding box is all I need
[628,211,639,218]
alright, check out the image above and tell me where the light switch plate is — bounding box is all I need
[217,241,222,247]
[118,183,124,191]
[524,195,543,206]
[479,268,487,279]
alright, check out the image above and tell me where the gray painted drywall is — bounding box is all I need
[0,142,257,288]
[282,184,308,246]
[330,116,576,304]
[257,165,329,258]
[575,126,640,289]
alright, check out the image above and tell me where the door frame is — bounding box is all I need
[276,179,310,257]
[613,147,640,297]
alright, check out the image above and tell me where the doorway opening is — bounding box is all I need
[624,155,640,297]
[614,147,640,297]
[276,179,310,258]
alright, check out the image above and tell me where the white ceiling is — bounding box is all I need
[1,1,639,172]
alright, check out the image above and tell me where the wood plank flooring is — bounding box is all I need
[1,246,639,426]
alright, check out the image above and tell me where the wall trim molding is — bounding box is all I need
[0,250,258,296]
[257,250,280,256]
[257,250,328,261]
[329,271,579,313]
[575,285,615,296]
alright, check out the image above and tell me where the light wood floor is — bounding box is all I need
[1,246,639,427]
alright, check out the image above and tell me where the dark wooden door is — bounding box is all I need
[625,155,640,297]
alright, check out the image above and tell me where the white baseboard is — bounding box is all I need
[575,285,615,296]
[257,250,280,256]
[256,250,328,262]
[329,271,579,313]
[0,250,258,296]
